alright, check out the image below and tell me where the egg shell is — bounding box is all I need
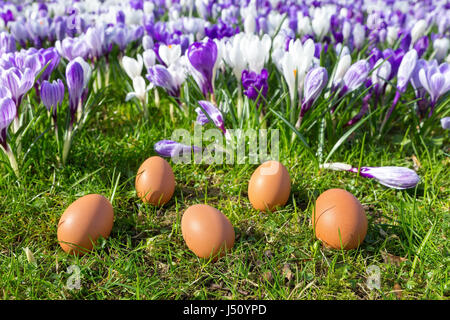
[181,204,235,260]
[135,156,175,206]
[57,194,114,256]
[312,188,367,250]
[248,160,291,212]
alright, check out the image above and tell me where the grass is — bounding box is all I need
[0,60,449,300]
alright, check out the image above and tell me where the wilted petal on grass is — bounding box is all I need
[154,140,202,158]
[321,163,420,189]
[354,166,420,189]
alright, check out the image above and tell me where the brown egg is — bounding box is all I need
[135,156,175,206]
[312,188,367,250]
[57,194,114,256]
[181,204,235,259]
[248,160,291,212]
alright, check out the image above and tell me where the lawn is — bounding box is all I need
[0,81,448,299]
[0,0,449,301]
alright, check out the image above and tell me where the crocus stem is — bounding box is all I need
[237,86,243,119]
[62,125,73,166]
[428,101,436,118]
[1,143,19,178]
[154,88,160,108]
[142,100,149,119]
[381,90,401,132]
[169,103,175,123]
[0,142,20,178]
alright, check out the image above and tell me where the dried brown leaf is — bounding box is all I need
[393,283,402,299]
[282,263,294,282]
[262,271,273,283]
[381,251,407,266]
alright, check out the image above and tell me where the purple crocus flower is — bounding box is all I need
[65,60,85,118]
[187,38,218,98]
[241,69,269,104]
[341,60,370,94]
[414,36,429,58]
[38,48,60,84]
[0,32,16,54]
[196,100,226,134]
[41,79,65,119]
[146,65,180,98]
[154,140,202,158]
[0,88,16,149]
[382,49,418,128]
[56,37,89,61]
[321,163,420,189]
[0,67,35,116]
[301,67,328,118]
[419,60,450,117]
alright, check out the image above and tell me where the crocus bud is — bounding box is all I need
[40,79,65,116]
[353,23,365,50]
[411,19,427,45]
[301,67,328,116]
[142,35,154,50]
[396,49,418,92]
[433,37,449,61]
[143,50,156,69]
[332,54,351,87]
[0,93,16,148]
[196,100,226,134]
[66,60,84,114]
[122,54,143,80]
[342,60,370,93]
[187,39,218,97]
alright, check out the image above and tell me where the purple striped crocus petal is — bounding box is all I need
[396,49,418,93]
[197,100,226,134]
[41,79,65,113]
[0,97,16,131]
[303,67,328,107]
[357,166,420,189]
[154,140,202,158]
[66,60,84,113]
[146,65,179,97]
[342,60,370,92]
[441,117,450,130]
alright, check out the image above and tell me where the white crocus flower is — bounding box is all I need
[224,33,247,81]
[125,76,152,104]
[143,50,156,69]
[372,59,392,85]
[278,38,315,103]
[387,26,399,46]
[243,33,271,73]
[330,54,351,88]
[411,19,427,45]
[433,37,449,61]
[159,44,182,67]
[311,8,331,40]
[297,12,312,36]
[122,54,143,80]
[353,23,365,50]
